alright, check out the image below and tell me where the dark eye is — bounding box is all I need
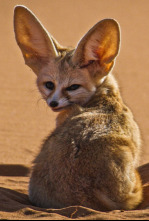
[66,84,81,91]
[45,81,55,90]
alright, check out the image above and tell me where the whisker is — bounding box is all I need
[36,97,45,107]
[27,88,39,94]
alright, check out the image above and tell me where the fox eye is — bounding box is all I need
[45,81,55,90]
[66,84,81,91]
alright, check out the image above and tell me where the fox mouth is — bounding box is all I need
[49,101,74,112]
[51,103,74,112]
[51,106,67,112]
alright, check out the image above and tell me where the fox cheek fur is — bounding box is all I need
[14,5,143,211]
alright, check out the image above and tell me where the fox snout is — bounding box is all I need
[46,95,70,112]
[47,100,62,112]
[49,101,59,108]
[47,98,62,111]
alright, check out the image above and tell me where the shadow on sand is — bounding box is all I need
[0,164,30,177]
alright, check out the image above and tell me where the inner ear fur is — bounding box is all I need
[14,6,60,74]
[72,19,120,74]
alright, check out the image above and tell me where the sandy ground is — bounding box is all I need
[0,0,149,219]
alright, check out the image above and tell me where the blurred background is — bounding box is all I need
[0,0,149,165]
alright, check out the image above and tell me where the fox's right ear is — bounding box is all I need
[14,6,59,74]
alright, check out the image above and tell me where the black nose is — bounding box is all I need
[50,101,59,108]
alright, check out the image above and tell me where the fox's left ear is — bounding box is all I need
[72,19,120,74]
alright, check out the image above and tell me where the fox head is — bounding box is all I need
[14,6,120,112]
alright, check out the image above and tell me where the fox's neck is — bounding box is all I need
[85,74,124,112]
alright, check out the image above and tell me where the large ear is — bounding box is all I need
[72,19,120,74]
[14,6,59,74]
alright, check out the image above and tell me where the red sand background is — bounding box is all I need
[0,0,149,219]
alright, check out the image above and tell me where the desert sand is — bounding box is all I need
[0,0,149,219]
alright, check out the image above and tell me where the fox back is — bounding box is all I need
[14,6,143,211]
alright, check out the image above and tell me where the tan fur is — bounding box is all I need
[14,5,143,211]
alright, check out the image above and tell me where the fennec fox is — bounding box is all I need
[14,6,143,211]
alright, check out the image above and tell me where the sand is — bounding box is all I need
[0,0,149,219]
